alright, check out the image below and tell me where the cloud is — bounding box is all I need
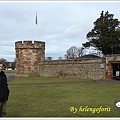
[0,1,120,61]
[63,24,82,38]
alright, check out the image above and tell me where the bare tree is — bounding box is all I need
[77,47,84,57]
[58,56,63,60]
[83,46,104,57]
[0,58,7,63]
[11,58,16,70]
[64,46,78,59]
[64,46,85,59]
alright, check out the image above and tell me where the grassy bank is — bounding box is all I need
[7,76,120,117]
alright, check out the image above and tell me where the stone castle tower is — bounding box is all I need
[15,41,45,76]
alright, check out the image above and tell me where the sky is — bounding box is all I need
[0,1,120,62]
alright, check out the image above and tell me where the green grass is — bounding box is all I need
[7,76,120,117]
[4,70,16,73]
[9,76,95,84]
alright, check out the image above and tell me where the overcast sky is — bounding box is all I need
[0,1,120,62]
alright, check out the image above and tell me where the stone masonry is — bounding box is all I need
[15,41,45,76]
[38,58,106,80]
[15,40,106,80]
[105,54,120,80]
[15,41,120,80]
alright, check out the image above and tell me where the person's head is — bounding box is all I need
[0,62,3,72]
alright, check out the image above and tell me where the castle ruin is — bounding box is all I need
[15,40,120,80]
[15,41,45,76]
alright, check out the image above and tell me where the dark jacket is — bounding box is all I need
[0,71,10,102]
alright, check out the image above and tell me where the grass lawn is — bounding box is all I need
[4,70,16,73]
[7,76,120,117]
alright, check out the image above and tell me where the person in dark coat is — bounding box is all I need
[0,62,10,117]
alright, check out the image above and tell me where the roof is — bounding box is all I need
[80,54,101,58]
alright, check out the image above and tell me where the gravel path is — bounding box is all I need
[6,73,16,82]
[96,79,120,84]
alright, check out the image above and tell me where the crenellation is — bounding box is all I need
[23,41,32,45]
[15,40,45,76]
[15,41,22,46]
[15,41,45,49]
[33,41,45,49]
[15,40,120,80]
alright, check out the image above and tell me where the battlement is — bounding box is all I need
[15,40,45,76]
[15,40,45,49]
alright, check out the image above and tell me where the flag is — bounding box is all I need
[35,12,38,25]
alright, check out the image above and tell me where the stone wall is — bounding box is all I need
[38,58,106,80]
[14,40,120,80]
[106,54,120,63]
[106,54,120,80]
[15,41,45,76]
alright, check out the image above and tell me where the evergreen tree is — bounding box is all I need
[83,11,120,55]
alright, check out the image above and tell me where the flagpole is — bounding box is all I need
[36,23,38,40]
[35,12,38,40]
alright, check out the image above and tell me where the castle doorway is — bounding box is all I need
[112,63,120,80]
